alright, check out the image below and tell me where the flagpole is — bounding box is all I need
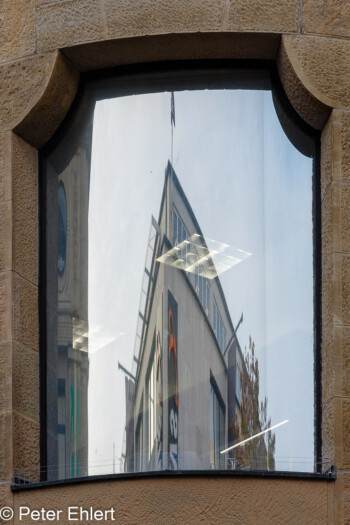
[169,92,175,242]
[170,92,175,166]
[171,122,173,165]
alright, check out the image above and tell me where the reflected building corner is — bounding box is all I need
[123,161,272,473]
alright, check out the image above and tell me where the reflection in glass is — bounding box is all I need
[44,81,316,481]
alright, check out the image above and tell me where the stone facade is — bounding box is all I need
[0,0,350,523]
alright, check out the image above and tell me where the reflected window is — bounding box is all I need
[213,300,227,355]
[210,379,225,470]
[145,338,157,468]
[173,208,188,246]
[41,66,319,482]
[194,265,210,316]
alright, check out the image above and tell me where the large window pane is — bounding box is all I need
[44,74,316,480]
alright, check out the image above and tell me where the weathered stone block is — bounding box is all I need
[322,110,350,262]
[303,0,350,40]
[343,472,350,492]
[342,328,350,399]
[0,55,48,131]
[327,480,335,524]
[322,253,350,340]
[322,253,334,341]
[11,135,38,217]
[13,52,80,149]
[13,412,39,483]
[12,273,38,352]
[333,472,346,525]
[322,327,337,408]
[322,181,350,262]
[0,133,4,196]
[322,398,335,472]
[282,35,350,109]
[341,184,350,254]
[13,208,38,287]
[321,110,350,200]
[0,272,12,343]
[10,133,38,285]
[322,326,350,409]
[342,399,350,469]
[0,482,14,525]
[0,202,11,276]
[340,254,350,326]
[322,183,337,260]
[322,397,344,471]
[278,38,330,130]
[0,342,12,415]
[0,412,13,482]
[321,112,333,199]
[225,0,300,33]
[1,133,39,290]
[104,0,226,38]
[340,110,350,182]
[37,0,227,52]
[12,342,39,422]
[0,134,10,275]
[0,0,36,64]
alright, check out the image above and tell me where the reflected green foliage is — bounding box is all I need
[234,337,275,470]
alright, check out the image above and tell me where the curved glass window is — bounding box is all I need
[42,66,318,481]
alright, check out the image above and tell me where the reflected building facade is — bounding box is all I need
[123,162,268,472]
[45,115,92,480]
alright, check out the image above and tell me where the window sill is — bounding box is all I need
[11,468,336,492]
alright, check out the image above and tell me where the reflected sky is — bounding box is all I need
[88,89,313,474]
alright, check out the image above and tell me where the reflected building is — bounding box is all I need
[45,114,92,480]
[123,162,265,472]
